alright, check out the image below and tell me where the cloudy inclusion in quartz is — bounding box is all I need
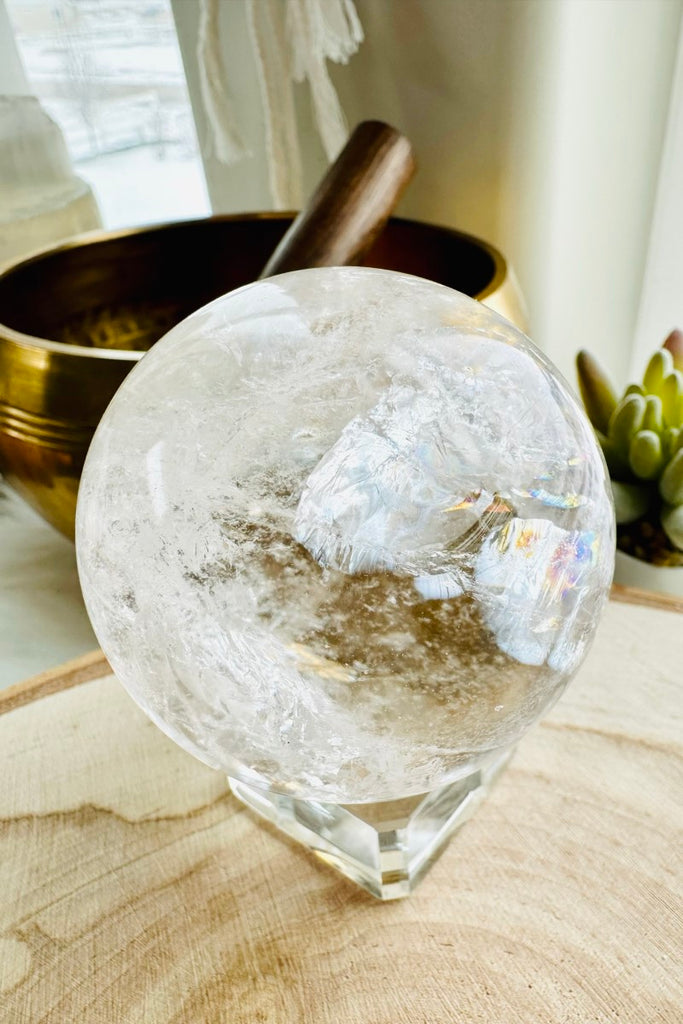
[76,268,614,803]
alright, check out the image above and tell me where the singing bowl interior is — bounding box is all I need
[0,213,522,538]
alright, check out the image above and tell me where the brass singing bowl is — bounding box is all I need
[0,213,526,539]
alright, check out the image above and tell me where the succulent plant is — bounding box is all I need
[576,329,683,562]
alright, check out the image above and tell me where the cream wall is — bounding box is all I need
[631,12,683,378]
[504,0,681,387]
[173,0,683,387]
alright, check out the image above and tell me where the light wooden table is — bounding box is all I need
[1,588,681,1023]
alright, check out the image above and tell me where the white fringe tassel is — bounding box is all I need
[197,0,250,165]
[247,0,364,208]
[246,0,304,209]
[286,0,364,162]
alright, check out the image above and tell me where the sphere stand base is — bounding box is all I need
[229,748,513,901]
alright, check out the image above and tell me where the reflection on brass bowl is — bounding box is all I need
[0,213,526,538]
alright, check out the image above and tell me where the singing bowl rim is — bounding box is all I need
[0,211,509,361]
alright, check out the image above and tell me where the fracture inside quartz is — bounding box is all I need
[76,268,615,803]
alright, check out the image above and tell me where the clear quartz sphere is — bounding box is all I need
[76,267,614,803]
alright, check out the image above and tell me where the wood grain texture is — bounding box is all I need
[0,650,109,718]
[610,581,683,613]
[1,600,681,1023]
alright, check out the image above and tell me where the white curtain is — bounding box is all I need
[173,0,683,387]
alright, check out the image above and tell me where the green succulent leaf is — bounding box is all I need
[643,349,674,395]
[576,350,618,433]
[608,394,646,456]
[596,432,629,478]
[642,394,664,434]
[659,370,683,427]
[663,428,680,460]
[610,480,651,524]
[659,449,683,505]
[629,430,664,480]
[597,432,630,478]
[663,328,683,373]
[660,503,683,552]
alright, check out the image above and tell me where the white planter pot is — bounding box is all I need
[613,549,683,598]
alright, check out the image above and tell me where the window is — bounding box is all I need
[7,0,210,228]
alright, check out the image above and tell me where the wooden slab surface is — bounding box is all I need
[1,597,682,1023]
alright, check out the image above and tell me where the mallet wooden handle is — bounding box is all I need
[260,120,416,278]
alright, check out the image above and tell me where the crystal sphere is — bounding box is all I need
[76,267,614,803]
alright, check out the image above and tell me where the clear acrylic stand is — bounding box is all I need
[229,747,513,900]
